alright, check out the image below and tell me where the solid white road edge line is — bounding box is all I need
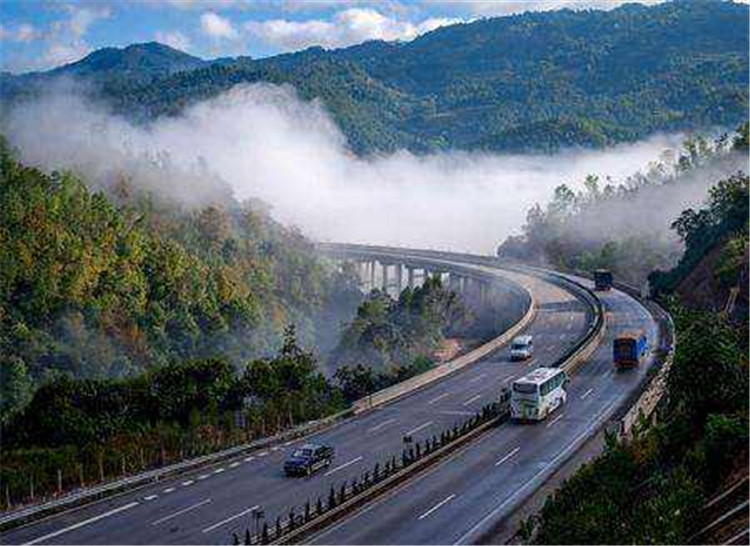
[24,502,140,545]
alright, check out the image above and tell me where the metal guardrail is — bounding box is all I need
[0,408,354,530]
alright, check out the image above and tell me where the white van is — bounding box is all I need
[510,335,534,361]
[511,367,567,421]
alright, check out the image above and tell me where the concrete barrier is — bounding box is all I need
[351,294,537,413]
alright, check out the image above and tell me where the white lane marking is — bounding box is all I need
[580,388,594,400]
[181,480,194,486]
[427,392,450,405]
[244,456,255,462]
[440,410,475,416]
[257,451,268,457]
[25,502,140,545]
[143,495,158,501]
[202,505,259,533]
[283,440,294,447]
[406,421,434,436]
[163,487,176,494]
[151,498,212,526]
[418,494,457,520]
[213,468,225,474]
[271,446,281,452]
[559,334,566,341]
[546,413,565,428]
[229,461,240,468]
[197,474,209,480]
[453,399,619,545]
[468,373,487,383]
[324,456,364,477]
[495,447,521,467]
[368,418,398,432]
[462,394,483,407]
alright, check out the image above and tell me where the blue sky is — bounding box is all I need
[0,0,719,73]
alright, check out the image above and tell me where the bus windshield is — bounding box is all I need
[513,383,538,395]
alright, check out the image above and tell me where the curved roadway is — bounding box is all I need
[2,251,640,546]
[310,271,660,545]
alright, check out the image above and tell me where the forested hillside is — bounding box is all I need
[0,139,362,425]
[497,123,749,287]
[529,172,748,545]
[2,1,747,155]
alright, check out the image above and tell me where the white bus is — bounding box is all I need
[511,367,568,421]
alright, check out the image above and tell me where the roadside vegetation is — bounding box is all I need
[331,278,473,402]
[529,170,749,544]
[0,143,482,508]
[498,123,748,287]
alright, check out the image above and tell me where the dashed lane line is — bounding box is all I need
[324,456,364,477]
[468,373,487,383]
[151,498,212,526]
[546,413,565,428]
[163,487,176,494]
[580,388,594,400]
[368,418,398,433]
[495,447,521,467]
[406,421,434,436]
[143,495,158,501]
[181,480,194,487]
[462,394,483,407]
[201,505,260,534]
[24,501,140,545]
[418,494,457,520]
[427,392,450,405]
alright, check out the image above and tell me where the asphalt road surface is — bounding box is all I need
[3,260,598,546]
[310,278,659,545]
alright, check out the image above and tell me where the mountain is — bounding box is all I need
[2,1,748,154]
[46,41,208,80]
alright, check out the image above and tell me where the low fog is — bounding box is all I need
[3,82,711,254]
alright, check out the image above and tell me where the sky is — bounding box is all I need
[0,0,700,73]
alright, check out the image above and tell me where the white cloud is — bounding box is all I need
[5,83,690,253]
[155,30,191,51]
[0,22,39,43]
[200,11,239,40]
[246,8,460,51]
[39,5,111,69]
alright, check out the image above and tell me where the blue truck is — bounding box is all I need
[613,331,648,368]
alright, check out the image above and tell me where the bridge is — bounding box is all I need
[2,245,668,545]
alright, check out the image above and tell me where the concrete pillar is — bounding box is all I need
[381,262,389,291]
[407,267,415,289]
[369,260,376,288]
[395,264,403,293]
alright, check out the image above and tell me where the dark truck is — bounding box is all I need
[283,443,334,477]
[594,269,613,291]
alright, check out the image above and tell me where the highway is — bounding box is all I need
[310,277,659,545]
[2,250,649,546]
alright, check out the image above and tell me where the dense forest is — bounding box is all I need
[529,172,749,544]
[497,123,749,287]
[2,1,747,155]
[0,138,365,426]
